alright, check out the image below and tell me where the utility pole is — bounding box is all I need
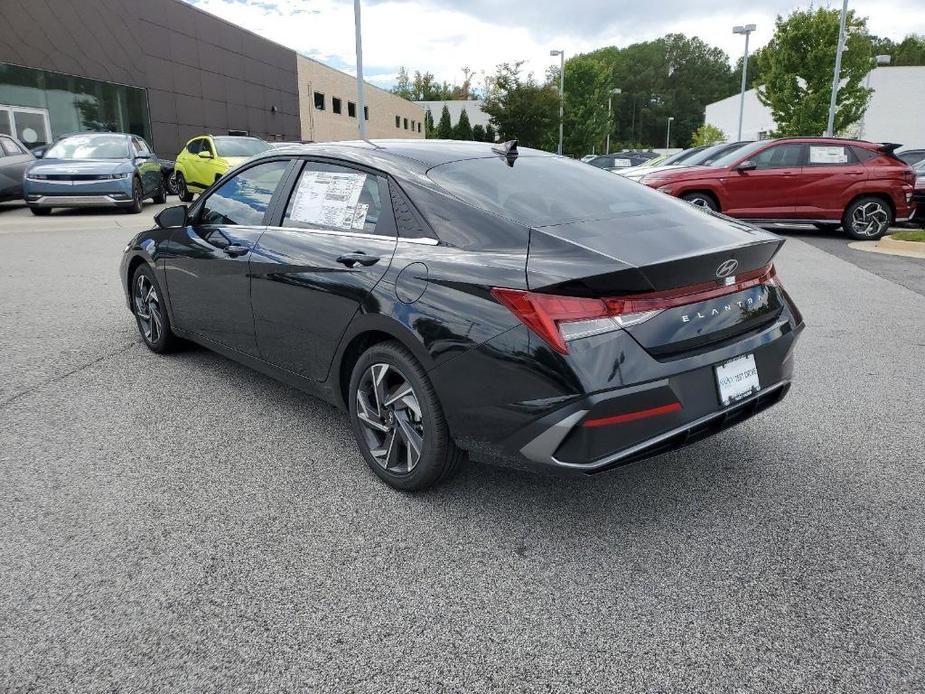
[665,116,674,149]
[550,49,565,155]
[733,24,756,141]
[354,0,367,139]
[826,0,850,137]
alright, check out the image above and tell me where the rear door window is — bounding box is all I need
[807,144,854,166]
[197,160,289,226]
[282,162,388,236]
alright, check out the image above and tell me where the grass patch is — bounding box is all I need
[890,230,925,243]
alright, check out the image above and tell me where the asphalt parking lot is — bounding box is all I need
[1,200,924,693]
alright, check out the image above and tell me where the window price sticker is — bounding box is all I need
[289,171,367,230]
[809,146,848,164]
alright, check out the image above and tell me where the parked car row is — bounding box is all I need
[4,131,272,216]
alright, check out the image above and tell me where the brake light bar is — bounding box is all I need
[492,264,776,354]
[582,402,682,428]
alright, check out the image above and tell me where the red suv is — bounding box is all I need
[640,138,917,240]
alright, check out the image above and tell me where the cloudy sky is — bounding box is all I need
[187,0,925,89]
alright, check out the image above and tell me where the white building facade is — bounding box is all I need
[704,66,925,148]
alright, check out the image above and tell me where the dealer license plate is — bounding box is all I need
[715,354,760,407]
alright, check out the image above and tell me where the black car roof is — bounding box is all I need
[255,139,556,176]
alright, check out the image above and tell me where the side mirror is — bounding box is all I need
[33,148,45,159]
[735,160,757,172]
[198,150,214,159]
[155,204,188,229]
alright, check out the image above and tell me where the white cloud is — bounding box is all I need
[188,0,925,89]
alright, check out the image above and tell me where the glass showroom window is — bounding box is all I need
[0,62,151,148]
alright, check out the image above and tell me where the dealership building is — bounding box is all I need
[0,0,422,158]
[704,66,925,148]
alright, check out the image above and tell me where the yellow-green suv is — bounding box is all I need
[174,135,271,201]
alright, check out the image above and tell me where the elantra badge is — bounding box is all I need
[715,258,738,279]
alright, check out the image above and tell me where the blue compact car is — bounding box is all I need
[24,133,166,216]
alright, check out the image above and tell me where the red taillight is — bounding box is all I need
[582,402,682,427]
[492,264,778,354]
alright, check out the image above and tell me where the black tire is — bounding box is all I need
[813,222,841,232]
[152,180,167,204]
[131,264,177,353]
[842,196,893,240]
[166,171,179,196]
[176,172,193,203]
[126,177,143,214]
[30,207,52,216]
[348,341,463,491]
[681,192,719,211]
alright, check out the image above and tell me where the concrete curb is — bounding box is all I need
[849,235,925,259]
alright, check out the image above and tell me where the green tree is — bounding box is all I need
[423,108,435,138]
[484,124,496,142]
[758,7,873,136]
[482,62,559,150]
[453,108,473,140]
[690,123,727,146]
[471,123,486,141]
[391,67,481,101]
[871,34,925,65]
[435,105,453,139]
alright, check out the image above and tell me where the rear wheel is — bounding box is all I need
[30,207,52,216]
[348,341,463,491]
[152,180,167,204]
[813,222,841,232]
[681,192,718,211]
[165,171,179,196]
[132,264,177,353]
[843,196,892,240]
[176,172,193,203]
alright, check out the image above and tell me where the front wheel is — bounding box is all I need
[681,192,718,211]
[165,171,179,196]
[176,172,193,203]
[132,265,177,353]
[126,177,143,214]
[348,341,463,491]
[842,197,892,240]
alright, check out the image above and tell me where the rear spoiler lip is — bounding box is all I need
[876,142,903,155]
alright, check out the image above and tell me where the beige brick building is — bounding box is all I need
[297,56,425,142]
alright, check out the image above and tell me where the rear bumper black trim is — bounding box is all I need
[521,380,790,473]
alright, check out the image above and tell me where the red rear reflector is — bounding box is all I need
[582,402,682,427]
[492,264,777,355]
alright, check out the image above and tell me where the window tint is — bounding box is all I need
[283,162,387,236]
[131,137,145,154]
[429,155,676,226]
[852,147,876,162]
[199,160,289,227]
[807,144,854,166]
[213,137,269,157]
[332,97,342,114]
[751,143,804,169]
[200,138,214,156]
[186,139,202,155]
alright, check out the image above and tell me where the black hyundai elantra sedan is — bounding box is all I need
[120,139,803,490]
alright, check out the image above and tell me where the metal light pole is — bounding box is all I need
[354,0,367,140]
[606,87,621,154]
[826,0,850,137]
[550,49,564,155]
[665,116,674,149]
[733,24,756,141]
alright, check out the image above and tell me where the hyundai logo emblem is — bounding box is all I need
[716,259,739,278]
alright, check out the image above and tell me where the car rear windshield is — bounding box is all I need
[427,155,668,227]
[44,134,129,159]
[213,137,271,157]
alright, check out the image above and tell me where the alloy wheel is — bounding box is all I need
[688,196,712,209]
[850,201,890,237]
[355,363,425,474]
[133,274,163,344]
